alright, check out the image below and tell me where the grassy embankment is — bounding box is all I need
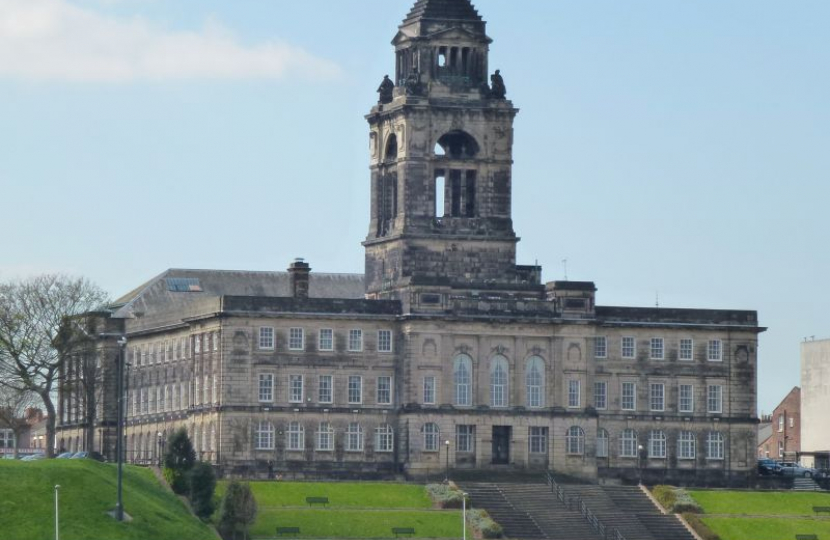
[0,459,215,540]
[688,489,830,540]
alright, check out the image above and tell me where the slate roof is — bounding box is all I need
[403,0,483,25]
[111,268,365,318]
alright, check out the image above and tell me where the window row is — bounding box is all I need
[449,355,547,408]
[258,327,393,353]
[258,374,393,406]
[253,422,395,452]
[592,382,724,414]
[131,331,219,368]
[594,337,723,362]
[583,428,727,460]
[129,376,218,416]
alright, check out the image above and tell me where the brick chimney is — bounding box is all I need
[288,258,311,299]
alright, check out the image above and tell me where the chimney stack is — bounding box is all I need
[288,258,311,299]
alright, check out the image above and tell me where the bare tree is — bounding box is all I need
[0,386,37,458]
[0,275,109,457]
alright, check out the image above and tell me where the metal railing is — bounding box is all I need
[546,472,626,540]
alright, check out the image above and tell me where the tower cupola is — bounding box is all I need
[393,0,491,92]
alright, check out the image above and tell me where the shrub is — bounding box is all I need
[164,428,196,472]
[189,462,217,520]
[673,490,703,514]
[652,485,677,511]
[426,484,468,509]
[652,485,702,514]
[683,513,720,540]
[217,481,258,540]
[468,508,503,539]
[163,466,189,496]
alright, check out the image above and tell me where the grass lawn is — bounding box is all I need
[213,481,460,538]
[250,508,462,538]
[689,490,830,516]
[218,481,432,509]
[0,459,215,540]
[702,517,830,540]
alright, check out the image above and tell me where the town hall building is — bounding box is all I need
[57,0,764,485]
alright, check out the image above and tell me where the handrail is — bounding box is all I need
[545,472,626,540]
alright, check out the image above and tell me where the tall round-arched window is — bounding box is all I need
[490,355,509,408]
[621,429,637,458]
[453,354,473,406]
[525,356,545,408]
[649,430,666,459]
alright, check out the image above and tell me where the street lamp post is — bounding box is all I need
[444,440,451,483]
[157,432,165,467]
[54,484,60,540]
[115,337,127,521]
[637,444,645,485]
[461,491,467,540]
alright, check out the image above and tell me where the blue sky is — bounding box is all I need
[0,0,827,414]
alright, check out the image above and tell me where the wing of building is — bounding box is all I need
[58,0,765,486]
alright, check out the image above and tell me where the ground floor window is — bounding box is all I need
[316,423,334,451]
[529,427,548,454]
[346,423,363,452]
[423,423,440,452]
[620,429,637,458]
[255,422,274,450]
[0,430,14,449]
[566,426,584,455]
[375,424,394,453]
[287,422,304,451]
[596,429,609,458]
[707,432,724,460]
[679,431,696,460]
[456,425,475,454]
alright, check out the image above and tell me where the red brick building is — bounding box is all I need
[758,387,801,460]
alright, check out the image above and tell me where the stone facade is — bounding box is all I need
[57,0,763,486]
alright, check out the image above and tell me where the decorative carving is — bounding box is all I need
[422,339,438,358]
[377,75,394,104]
[567,343,582,363]
[492,344,507,355]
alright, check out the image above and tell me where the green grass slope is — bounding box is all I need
[690,489,830,516]
[215,481,461,538]
[0,460,215,540]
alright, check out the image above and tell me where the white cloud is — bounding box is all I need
[0,0,341,82]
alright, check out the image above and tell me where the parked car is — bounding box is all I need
[56,452,75,459]
[758,458,782,475]
[779,461,819,477]
[20,453,46,461]
[69,451,106,462]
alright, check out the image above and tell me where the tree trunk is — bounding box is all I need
[41,391,57,458]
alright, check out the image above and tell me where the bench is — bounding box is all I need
[814,506,830,514]
[305,496,329,507]
[795,535,818,540]
[276,526,300,536]
[392,527,415,537]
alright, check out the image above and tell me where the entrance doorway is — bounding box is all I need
[492,426,511,465]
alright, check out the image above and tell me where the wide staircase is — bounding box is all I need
[461,483,547,539]
[462,479,697,540]
[794,476,823,491]
[499,483,604,540]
